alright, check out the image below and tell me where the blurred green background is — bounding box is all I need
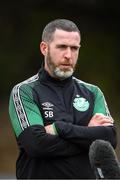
[0,0,120,178]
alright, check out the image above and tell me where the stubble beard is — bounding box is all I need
[46,51,75,80]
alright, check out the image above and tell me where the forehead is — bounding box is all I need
[51,29,80,44]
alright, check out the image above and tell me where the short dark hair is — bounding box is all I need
[42,19,80,42]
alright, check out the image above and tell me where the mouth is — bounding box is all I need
[60,64,72,68]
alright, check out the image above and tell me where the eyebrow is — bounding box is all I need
[56,44,81,48]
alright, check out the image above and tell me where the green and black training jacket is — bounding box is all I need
[9,68,117,179]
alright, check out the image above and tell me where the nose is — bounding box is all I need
[64,47,72,60]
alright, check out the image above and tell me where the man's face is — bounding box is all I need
[41,29,81,79]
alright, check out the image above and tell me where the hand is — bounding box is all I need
[45,124,55,135]
[88,113,114,127]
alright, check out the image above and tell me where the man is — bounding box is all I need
[9,19,117,179]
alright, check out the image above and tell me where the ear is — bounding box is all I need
[40,41,48,56]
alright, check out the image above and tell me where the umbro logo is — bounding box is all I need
[42,102,54,118]
[42,102,54,110]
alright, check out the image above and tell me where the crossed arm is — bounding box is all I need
[45,113,116,149]
[45,113,114,134]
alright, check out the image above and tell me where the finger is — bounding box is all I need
[94,113,112,121]
[98,118,113,124]
[94,113,105,118]
[102,122,113,126]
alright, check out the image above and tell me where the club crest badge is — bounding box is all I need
[73,95,89,112]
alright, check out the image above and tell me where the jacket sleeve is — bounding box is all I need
[18,125,82,158]
[9,83,80,158]
[54,121,117,149]
[54,86,117,149]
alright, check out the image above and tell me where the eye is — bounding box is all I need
[56,45,67,49]
[71,46,79,51]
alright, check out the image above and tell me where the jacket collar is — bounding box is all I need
[38,67,73,86]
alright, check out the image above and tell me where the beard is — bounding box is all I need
[46,51,75,80]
